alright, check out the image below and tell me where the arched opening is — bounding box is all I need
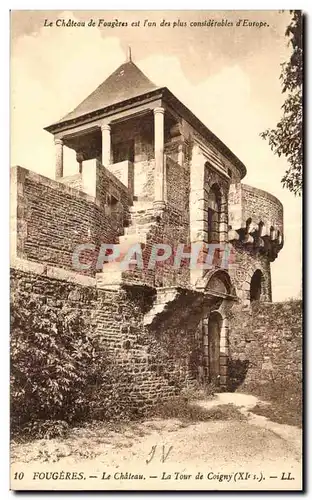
[250,269,263,302]
[207,183,221,244]
[203,268,234,296]
[205,311,222,384]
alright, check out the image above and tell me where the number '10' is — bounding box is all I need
[14,472,24,480]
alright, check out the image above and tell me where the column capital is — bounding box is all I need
[54,138,63,145]
[76,151,86,163]
[101,122,111,132]
[153,106,165,116]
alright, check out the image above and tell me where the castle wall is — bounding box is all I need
[242,184,283,233]
[189,143,230,285]
[119,205,191,288]
[11,165,130,277]
[228,245,272,303]
[228,300,302,391]
[11,262,204,414]
[166,156,189,219]
[229,182,283,237]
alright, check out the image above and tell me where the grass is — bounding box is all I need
[11,394,247,464]
[151,396,246,423]
[249,380,302,428]
[11,419,148,464]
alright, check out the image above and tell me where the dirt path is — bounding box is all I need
[195,392,302,458]
[11,393,302,491]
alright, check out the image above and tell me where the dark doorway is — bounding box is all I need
[250,269,263,302]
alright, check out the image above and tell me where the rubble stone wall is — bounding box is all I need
[11,264,203,414]
[228,245,272,303]
[229,182,284,235]
[242,184,283,232]
[228,300,302,390]
[11,165,130,277]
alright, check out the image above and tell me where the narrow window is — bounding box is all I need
[250,269,263,302]
[207,184,221,244]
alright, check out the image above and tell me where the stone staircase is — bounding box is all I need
[143,287,180,327]
[143,286,212,331]
[96,199,156,289]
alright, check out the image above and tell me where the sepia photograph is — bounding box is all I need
[10,9,303,491]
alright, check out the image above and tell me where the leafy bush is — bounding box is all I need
[11,290,96,430]
[10,288,138,436]
[180,381,216,401]
[21,420,70,440]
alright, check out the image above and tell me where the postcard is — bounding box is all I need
[10,10,303,491]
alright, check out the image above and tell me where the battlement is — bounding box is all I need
[228,183,283,262]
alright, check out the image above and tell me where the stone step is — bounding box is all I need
[129,215,155,226]
[143,287,180,326]
[130,200,153,213]
[154,287,179,305]
[96,269,123,289]
[124,223,153,236]
[143,303,167,326]
[119,233,147,247]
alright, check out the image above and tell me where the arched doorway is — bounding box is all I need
[250,269,263,302]
[199,269,234,388]
[207,311,222,384]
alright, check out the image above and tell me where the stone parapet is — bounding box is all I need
[228,183,284,261]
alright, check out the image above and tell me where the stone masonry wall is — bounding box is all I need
[228,300,302,391]
[11,165,130,277]
[166,156,189,220]
[228,244,272,303]
[133,160,155,200]
[59,174,83,191]
[11,264,204,414]
[120,205,191,289]
[229,182,283,238]
[242,184,283,234]
[111,114,154,200]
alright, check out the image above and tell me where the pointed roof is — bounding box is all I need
[57,60,158,125]
[44,54,247,179]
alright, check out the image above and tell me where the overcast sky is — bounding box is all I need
[11,10,302,301]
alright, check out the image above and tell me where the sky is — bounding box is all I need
[10,10,302,301]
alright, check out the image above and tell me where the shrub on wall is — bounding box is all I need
[10,289,136,437]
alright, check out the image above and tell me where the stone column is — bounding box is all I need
[219,316,229,387]
[153,107,165,208]
[76,152,85,174]
[202,318,209,380]
[178,143,184,166]
[189,144,206,286]
[101,123,111,166]
[54,138,63,179]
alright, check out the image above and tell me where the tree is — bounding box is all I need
[261,10,303,195]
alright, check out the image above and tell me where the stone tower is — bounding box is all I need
[11,54,284,394]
